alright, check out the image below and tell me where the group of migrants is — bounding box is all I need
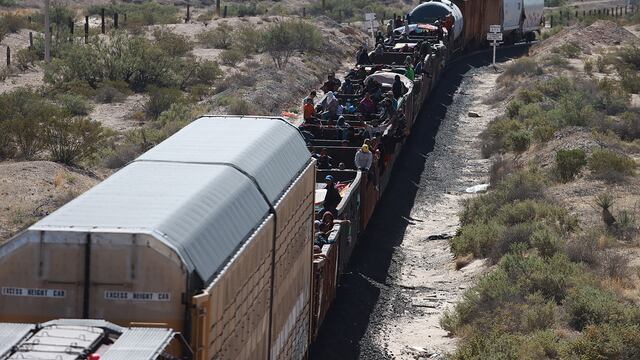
[305,11,454,254]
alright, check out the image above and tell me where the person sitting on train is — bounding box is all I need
[358,93,376,114]
[414,59,423,76]
[443,13,454,34]
[375,31,385,46]
[303,98,317,124]
[404,56,415,81]
[356,45,371,65]
[395,15,404,28]
[354,144,373,171]
[322,91,339,120]
[386,20,393,37]
[392,75,407,99]
[336,116,350,140]
[321,74,341,93]
[341,78,355,95]
[354,67,368,82]
[323,175,342,216]
[319,211,335,234]
[316,148,334,170]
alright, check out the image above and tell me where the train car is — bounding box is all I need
[0,116,315,360]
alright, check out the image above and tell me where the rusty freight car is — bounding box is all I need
[0,116,315,360]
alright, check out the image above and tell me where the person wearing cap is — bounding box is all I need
[354,144,373,171]
[323,175,342,216]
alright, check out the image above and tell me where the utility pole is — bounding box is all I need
[44,0,51,63]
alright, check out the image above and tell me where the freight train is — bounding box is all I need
[0,1,542,359]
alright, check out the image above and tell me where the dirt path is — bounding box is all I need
[372,68,500,359]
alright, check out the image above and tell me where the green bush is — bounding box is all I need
[227,98,255,115]
[583,59,594,74]
[95,82,127,104]
[44,116,106,165]
[620,70,640,94]
[618,45,640,70]
[15,48,38,71]
[555,148,587,182]
[263,20,322,69]
[153,28,193,57]
[197,22,234,49]
[565,324,640,359]
[552,42,581,58]
[58,94,92,116]
[219,48,244,66]
[588,149,636,181]
[0,14,26,33]
[234,25,264,54]
[87,2,178,26]
[145,87,184,119]
[521,293,556,331]
[566,285,639,330]
[517,89,544,104]
[501,57,543,79]
[507,130,531,153]
[451,222,506,258]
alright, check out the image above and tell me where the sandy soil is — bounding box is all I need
[371,69,502,360]
[0,161,101,243]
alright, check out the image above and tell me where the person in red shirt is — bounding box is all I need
[303,91,317,123]
[358,93,376,114]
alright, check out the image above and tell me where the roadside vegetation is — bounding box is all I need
[445,20,640,359]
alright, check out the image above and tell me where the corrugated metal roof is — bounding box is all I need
[102,328,174,360]
[0,323,35,359]
[137,116,310,203]
[32,161,270,282]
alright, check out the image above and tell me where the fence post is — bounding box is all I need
[215,0,221,16]
[114,13,118,29]
[186,4,190,23]
[84,16,89,44]
[303,7,306,17]
[101,8,105,34]
[550,14,553,27]
[575,10,578,18]
[583,10,585,17]
[124,13,127,24]
[6,46,10,68]
[29,32,33,49]
[223,5,227,18]
[322,0,325,11]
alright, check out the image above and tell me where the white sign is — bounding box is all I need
[2,287,66,298]
[365,13,376,21]
[104,291,171,302]
[489,24,502,33]
[487,32,503,41]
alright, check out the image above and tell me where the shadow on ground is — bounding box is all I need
[309,45,531,360]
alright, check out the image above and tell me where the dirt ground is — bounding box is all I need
[0,161,101,243]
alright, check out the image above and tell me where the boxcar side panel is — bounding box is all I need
[195,217,275,360]
[271,163,315,360]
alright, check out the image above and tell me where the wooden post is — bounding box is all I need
[6,46,10,67]
[215,0,220,16]
[583,10,585,17]
[550,14,553,27]
[322,0,325,11]
[223,5,227,18]
[625,6,627,15]
[575,10,578,18]
[114,13,118,29]
[44,0,51,63]
[84,16,89,44]
[28,16,31,23]
[124,13,127,23]
[302,7,306,17]
[101,8,105,34]
[29,32,33,49]
[186,4,190,23]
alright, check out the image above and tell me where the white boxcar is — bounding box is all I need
[0,116,316,360]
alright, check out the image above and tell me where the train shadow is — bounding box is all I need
[308,45,531,359]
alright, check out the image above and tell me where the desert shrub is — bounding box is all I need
[197,22,233,49]
[507,130,531,153]
[0,14,26,33]
[482,118,523,156]
[565,324,640,359]
[178,59,223,89]
[620,70,640,94]
[583,59,594,74]
[517,89,544,104]
[532,124,556,142]
[566,285,639,330]
[544,53,571,68]
[601,252,630,280]
[489,156,515,186]
[616,112,640,140]
[228,2,263,17]
[15,48,38,71]
[565,231,600,265]
[263,19,322,69]
[617,45,640,70]
[490,223,536,262]
[145,87,184,119]
[500,57,543,80]
[234,25,264,54]
[615,209,638,242]
[58,94,92,116]
[596,55,608,72]
[588,148,636,181]
[95,83,127,103]
[227,98,254,115]
[555,148,587,182]
[552,42,581,58]
[153,28,193,57]
[544,0,566,6]
[219,48,244,66]
[531,224,564,258]
[537,76,573,97]
[44,116,106,165]
[521,293,556,331]
[506,100,524,118]
[451,221,506,258]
